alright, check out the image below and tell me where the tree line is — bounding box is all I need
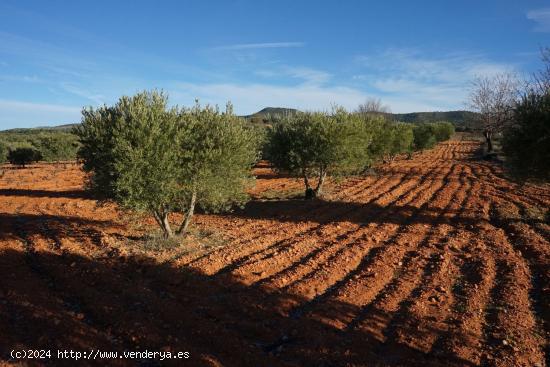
[0,130,79,166]
[71,91,454,237]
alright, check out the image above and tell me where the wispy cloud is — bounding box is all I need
[527,8,550,32]
[212,42,304,51]
[353,48,516,111]
[59,83,105,105]
[255,66,331,85]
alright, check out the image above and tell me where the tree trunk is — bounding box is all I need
[314,168,327,198]
[153,210,173,238]
[484,130,493,153]
[303,170,315,200]
[177,190,197,235]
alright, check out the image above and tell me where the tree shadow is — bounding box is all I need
[228,199,482,228]
[0,213,122,241]
[0,189,91,200]
[0,247,477,367]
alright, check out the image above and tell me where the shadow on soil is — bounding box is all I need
[230,199,499,229]
[0,245,477,367]
[0,188,91,199]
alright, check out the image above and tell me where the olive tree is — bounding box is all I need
[364,118,394,163]
[267,109,371,199]
[33,133,80,162]
[176,102,259,234]
[431,121,455,142]
[413,123,437,151]
[388,123,414,160]
[76,91,259,238]
[7,147,42,167]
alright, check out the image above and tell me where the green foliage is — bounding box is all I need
[0,130,79,162]
[267,108,371,198]
[411,121,454,151]
[364,117,394,163]
[364,119,414,162]
[431,121,455,142]
[76,90,259,237]
[32,133,80,161]
[75,104,121,198]
[390,123,414,157]
[393,111,478,130]
[179,102,260,214]
[413,124,437,151]
[7,147,42,167]
[502,91,550,181]
[0,141,7,163]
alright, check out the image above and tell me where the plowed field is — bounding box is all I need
[0,136,548,366]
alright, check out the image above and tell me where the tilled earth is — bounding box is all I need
[0,137,548,366]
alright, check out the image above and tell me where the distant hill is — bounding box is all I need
[243,108,480,130]
[390,110,479,130]
[1,108,480,132]
[1,123,78,133]
[244,107,299,124]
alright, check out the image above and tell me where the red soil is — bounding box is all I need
[0,136,548,366]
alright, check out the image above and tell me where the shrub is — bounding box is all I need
[76,91,259,237]
[431,121,455,142]
[502,91,550,181]
[389,123,414,159]
[363,119,414,162]
[7,147,42,167]
[32,133,80,161]
[413,124,437,151]
[267,108,371,199]
[364,118,394,163]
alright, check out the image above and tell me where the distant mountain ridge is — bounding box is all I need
[1,108,479,132]
[245,108,479,130]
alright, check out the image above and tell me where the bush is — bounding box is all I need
[32,133,80,161]
[413,124,437,151]
[362,119,414,163]
[388,122,414,160]
[364,118,394,163]
[431,121,455,142]
[502,91,550,181]
[267,108,371,198]
[7,147,42,167]
[76,91,259,237]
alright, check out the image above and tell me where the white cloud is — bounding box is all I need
[527,8,550,32]
[0,99,80,129]
[212,42,304,51]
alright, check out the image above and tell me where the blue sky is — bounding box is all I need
[0,0,549,129]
